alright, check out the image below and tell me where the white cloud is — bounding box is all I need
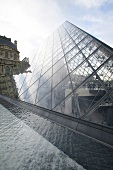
[66,0,113,47]
[0,0,113,62]
[0,0,65,60]
[71,0,113,8]
[77,9,113,48]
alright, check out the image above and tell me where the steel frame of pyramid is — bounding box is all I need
[14,21,113,126]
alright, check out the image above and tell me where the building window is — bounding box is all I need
[5,51,8,58]
[5,66,10,75]
[14,53,17,60]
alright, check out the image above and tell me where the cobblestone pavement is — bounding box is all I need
[0,99,113,170]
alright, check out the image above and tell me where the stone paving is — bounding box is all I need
[0,99,113,170]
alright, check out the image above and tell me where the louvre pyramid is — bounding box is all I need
[14,21,113,125]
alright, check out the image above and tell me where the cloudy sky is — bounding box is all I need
[0,0,113,61]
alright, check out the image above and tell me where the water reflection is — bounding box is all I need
[0,104,85,170]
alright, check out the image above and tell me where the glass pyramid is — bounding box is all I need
[14,21,113,126]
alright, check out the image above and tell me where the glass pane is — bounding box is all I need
[78,36,92,50]
[30,72,40,85]
[97,58,113,89]
[82,40,100,57]
[53,57,66,74]
[74,32,87,44]
[39,68,52,87]
[53,64,68,88]
[32,64,42,76]
[63,42,75,54]
[52,76,71,108]
[43,55,52,67]
[71,30,81,41]
[67,52,85,73]
[53,93,78,117]
[24,72,33,84]
[88,47,111,70]
[74,75,106,117]
[41,61,52,75]
[83,97,113,127]
[70,61,93,89]
[53,46,62,58]
[25,90,37,104]
[65,46,79,62]
[25,79,39,99]
[36,92,52,110]
[35,78,52,103]
[53,51,64,65]
[62,38,73,48]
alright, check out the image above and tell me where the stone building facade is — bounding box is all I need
[0,36,30,98]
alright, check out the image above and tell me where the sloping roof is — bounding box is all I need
[0,36,17,50]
